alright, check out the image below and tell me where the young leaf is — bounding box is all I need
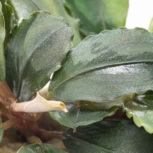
[49,103,117,129]
[7,0,81,46]
[148,18,153,32]
[123,91,153,133]
[63,121,153,153]
[17,144,66,153]
[0,118,4,143]
[49,28,153,103]
[5,12,74,102]
[64,0,129,36]
[0,2,5,81]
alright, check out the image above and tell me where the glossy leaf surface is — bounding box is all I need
[0,118,3,143]
[0,2,5,81]
[17,144,66,153]
[49,103,117,129]
[5,12,73,102]
[7,0,81,46]
[63,121,153,153]
[65,0,128,36]
[49,28,153,103]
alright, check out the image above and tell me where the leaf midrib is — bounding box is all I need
[51,60,153,93]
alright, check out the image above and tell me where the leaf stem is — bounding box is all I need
[0,119,19,130]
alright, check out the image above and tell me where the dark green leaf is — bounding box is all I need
[63,121,153,153]
[0,2,5,81]
[49,28,153,103]
[7,0,81,46]
[0,118,4,143]
[17,144,67,153]
[64,0,128,36]
[5,12,73,102]
[49,103,117,129]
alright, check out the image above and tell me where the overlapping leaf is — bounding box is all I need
[49,103,117,129]
[0,2,5,81]
[74,91,153,133]
[49,28,153,103]
[5,12,73,102]
[64,0,128,36]
[63,121,153,153]
[7,0,81,46]
[49,28,153,132]
[49,94,133,128]
[17,144,66,153]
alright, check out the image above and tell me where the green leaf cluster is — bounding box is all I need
[1,0,153,152]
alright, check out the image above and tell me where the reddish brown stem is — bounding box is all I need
[18,120,63,142]
[36,128,63,142]
[0,81,17,105]
[0,81,39,121]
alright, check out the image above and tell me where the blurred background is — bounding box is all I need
[126,0,153,30]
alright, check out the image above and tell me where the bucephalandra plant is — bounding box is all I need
[1,0,153,153]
